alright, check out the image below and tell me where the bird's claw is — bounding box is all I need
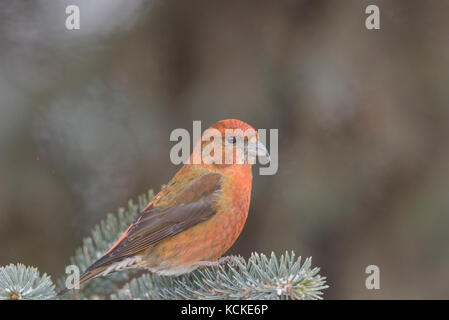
[197,255,245,269]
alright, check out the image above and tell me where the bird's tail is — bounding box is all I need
[57,255,140,297]
[57,265,108,297]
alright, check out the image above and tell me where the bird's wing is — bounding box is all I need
[84,172,222,272]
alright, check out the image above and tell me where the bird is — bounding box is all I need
[58,119,269,296]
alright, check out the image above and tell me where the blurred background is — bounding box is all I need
[1,0,448,299]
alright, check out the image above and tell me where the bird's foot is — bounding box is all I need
[196,256,246,285]
[197,255,245,268]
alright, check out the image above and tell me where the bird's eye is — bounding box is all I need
[228,136,237,144]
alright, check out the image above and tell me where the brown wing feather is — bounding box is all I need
[108,196,217,258]
[83,172,222,273]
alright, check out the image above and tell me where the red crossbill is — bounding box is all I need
[58,119,269,296]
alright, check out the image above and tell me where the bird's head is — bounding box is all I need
[191,119,269,170]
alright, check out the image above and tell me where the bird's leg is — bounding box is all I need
[196,256,238,285]
[196,259,222,267]
[219,255,246,268]
[196,255,243,268]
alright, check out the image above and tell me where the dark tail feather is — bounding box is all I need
[57,265,108,297]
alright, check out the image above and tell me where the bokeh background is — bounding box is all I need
[1,0,448,299]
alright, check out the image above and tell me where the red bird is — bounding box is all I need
[59,119,269,295]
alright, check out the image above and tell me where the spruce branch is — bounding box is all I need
[111,251,328,300]
[56,190,154,299]
[1,189,328,300]
[0,263,55,300]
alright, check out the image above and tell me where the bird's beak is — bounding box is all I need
[247,140,270,162]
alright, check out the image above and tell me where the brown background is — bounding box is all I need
[0,0,448,298]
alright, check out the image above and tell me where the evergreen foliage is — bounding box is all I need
[0,263,55,300]
[112,252,327,300]
[0,190,328,300]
